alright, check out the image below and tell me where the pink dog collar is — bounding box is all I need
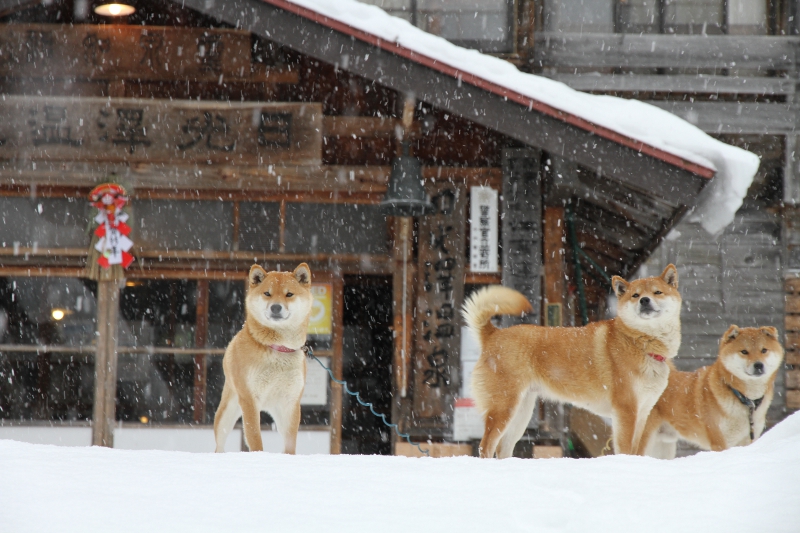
[270,344,299,353]
[647,352,666,362]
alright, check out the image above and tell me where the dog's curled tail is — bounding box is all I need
[462,285,533,346]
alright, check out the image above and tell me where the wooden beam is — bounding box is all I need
[0,24,298,84]
[549,74,795,96]
[543,207,565,326]
[91,280,120,447]
[323,116,398,138]
[534,33,797,70]
[330,274,345,454]
[0,162,499,196]
[193,280,209,424]
[391,217,414,400]
[647,101,795,135]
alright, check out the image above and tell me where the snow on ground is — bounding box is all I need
[1,413,798,533]
[283,0,759,234]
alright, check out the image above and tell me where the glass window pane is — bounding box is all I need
[0,196,90,249]
[117,280,198,423]
[132,200,233,251]
[238,202,281,252]
[208,280,245,349]
[119,280,197,347]
[0,277,97,346]
[0,276,97,421]
[284,203,388,255]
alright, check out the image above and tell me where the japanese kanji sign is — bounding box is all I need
[469,186,498,273]
[414,183,466,420]
[0,96,322,165]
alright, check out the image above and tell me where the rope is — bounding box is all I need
[303,345,430,456]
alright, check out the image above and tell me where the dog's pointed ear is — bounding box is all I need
[294,263,311,287]
[661,264,678,289]
[722,325,740,344]
[249,264,267,287]
[760,326,778,339]
[612,276,628,297]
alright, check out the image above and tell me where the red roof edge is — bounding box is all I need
[260,0,715,180]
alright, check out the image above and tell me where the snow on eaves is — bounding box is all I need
[285,0,760,235]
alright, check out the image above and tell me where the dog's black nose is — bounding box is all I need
[640,297,651,306]
[753,362,765,375]
[270,304,282,314]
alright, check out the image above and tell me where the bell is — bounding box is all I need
[380,142,435,217]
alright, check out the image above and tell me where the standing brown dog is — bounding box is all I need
[213,263,313,453]
[463,265,681,458]
[639,325,784,458]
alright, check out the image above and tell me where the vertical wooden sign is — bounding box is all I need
[414,183,467,420]
[502,149,542,325]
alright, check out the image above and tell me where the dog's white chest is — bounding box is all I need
[248,351,305,405]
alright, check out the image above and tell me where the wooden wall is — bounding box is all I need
[640,210,788,428]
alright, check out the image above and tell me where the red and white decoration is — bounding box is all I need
[90,183,134,269]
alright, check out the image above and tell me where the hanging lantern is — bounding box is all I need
[85,183,134,281]
[380,141,435,217]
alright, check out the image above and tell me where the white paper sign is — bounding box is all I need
[470,186,498,272]
[301,355,329,405]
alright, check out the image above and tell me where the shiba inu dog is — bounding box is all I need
[640,325,784,459]
[214,263,313,453]
[463,265,681,458]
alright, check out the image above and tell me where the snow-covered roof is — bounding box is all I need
[2,411,798,531]
[258,0,759,234]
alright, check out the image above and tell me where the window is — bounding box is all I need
[616,0,727,34]
[0,277,97,421]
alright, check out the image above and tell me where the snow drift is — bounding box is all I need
[1,411,798,532]
[282,0,759,234]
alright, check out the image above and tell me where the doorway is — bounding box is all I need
[341,275,393,455]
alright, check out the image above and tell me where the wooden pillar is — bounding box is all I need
[330,274,345,454]
[391,216,415,452]
[193,280,209,424]
[501,148,542,325]
[543,207,566,326]
[92,280,120,447]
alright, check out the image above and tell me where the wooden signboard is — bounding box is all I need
[0,24,263,82]
[501,149,542,325]
[0,96,322,166]
[414,183,467,420]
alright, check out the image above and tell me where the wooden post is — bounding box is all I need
[501,149,542,325]
[391,216,415,453]
[543,207,565,326]
[330,275,345,454]
[92,279,120,447]
[193,280,209,424]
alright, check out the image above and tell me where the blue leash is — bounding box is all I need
[303,345,429,456]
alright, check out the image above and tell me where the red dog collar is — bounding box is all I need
[270,344,300,353]
[648,353,666,362]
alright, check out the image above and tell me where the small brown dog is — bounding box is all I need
[640,325,784,458]
[213,263,313,453]
[464,265,682,458]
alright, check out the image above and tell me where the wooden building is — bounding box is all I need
[0,0,727,455]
